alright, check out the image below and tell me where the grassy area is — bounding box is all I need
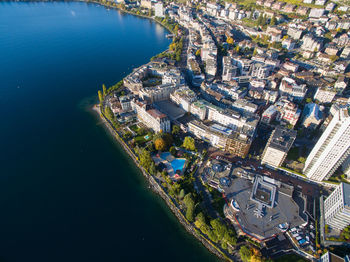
[134,135,148,145]
[278,0,320,9]
[274,253,308,262]
[129,124,139,132]
[279,166,306,177]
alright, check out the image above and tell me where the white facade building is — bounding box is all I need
[132,100,170,133]
[324,182,350,231]
[303,105,350,181]
[261,126,297,168]
[154,2,165,18]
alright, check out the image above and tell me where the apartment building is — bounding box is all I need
[188,120,252,158]
[303,105,350,181]
[132,100,170,133]
[261,126,297,168]
[324,182,350,231]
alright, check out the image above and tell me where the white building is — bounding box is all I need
[132,100,170,133]
[261,126,297,168]
[170,85,197,112]
[303,105,350,181]
[324,182,350,231]
[320,252,349,262]
[279,77,307,102]
[154,2,165,18]
[314,87,336,103]
[309,8,325,18]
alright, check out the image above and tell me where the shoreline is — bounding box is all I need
[11,1,232,259]
[92,105,233,262]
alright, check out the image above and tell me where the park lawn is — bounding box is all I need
[129,124,139,132]
[134,135,147,145]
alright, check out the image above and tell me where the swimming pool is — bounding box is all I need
[160,152,186,173]
[160,152,171,160]
[171,158,186,173]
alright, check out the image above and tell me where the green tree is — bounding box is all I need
[183,193,195,222]
[102,84,107,97]
[257,14,263,25]
[178,189,185,199]
[169,146,177,156]
[253,47,257,56]
[270,16,277,26]
[240,246,252,262]
[98,90,103,104]
[172,125,180,135]
[162,133,173,148]
[105,106,114,121]
[298,157,306,163]
[139,149,153,171]
[149,162,156,175]
[195,49,201,56]
[182,136,196,151]
[235,45,240,53]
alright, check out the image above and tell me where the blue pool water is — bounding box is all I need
[160,152,186,172]
[171,158,186,173]
[160,152,171,160]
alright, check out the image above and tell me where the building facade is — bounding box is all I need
[261,126,297,168]
[303,105,350,181]
[324,183,350,231]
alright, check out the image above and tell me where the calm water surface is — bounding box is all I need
[0,2,220,261]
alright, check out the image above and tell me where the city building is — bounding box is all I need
[279,77,307,102]
[303,105,350,181]
[188,120,252,158]
[301,34,323,52]
[320,251,350,262]
[314,87,336,103]
[302,103,323,130]
[154,2,165,18]
[261,126,297,168]
[132,99,171,133]
[324,182,350,231]
[170,85,197,112]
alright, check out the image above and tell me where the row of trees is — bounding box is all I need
[194,213,237,250]
[256,14,277,27]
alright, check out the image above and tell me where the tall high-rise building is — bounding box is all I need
[323,182,350,231]
[303,105,350,181]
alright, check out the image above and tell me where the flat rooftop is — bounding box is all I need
[269,126,297,152]
[154,100,186,120]
[225,177,306,241]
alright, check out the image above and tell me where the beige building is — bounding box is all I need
[261,126,297,168]
[314,87,336,103]
[132,100,170,133]
[188,121,252,158]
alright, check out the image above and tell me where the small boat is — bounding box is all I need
[231,199,240,211]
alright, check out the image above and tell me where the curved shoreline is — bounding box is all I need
[11,1,232,260]
[92,104,233,262]
[85,3,234,260]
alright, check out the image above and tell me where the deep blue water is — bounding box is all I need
[0,2,219,262]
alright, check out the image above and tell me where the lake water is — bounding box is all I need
[0,2,219,261]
